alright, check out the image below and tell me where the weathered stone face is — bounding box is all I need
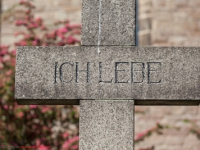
[82,0,135,46]
[15,46,200,104]
[79,100,134,150]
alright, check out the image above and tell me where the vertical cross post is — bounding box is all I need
[80,0,136,149]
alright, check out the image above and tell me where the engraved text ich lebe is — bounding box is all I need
[54,62,162,84]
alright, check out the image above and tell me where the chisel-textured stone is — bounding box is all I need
[15,46,200,105]
[82,0,135,46]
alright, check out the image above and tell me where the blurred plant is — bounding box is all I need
[134,123,173,150]
[135,123,165,144]
[0,0,80,149]
[135,119,200,150]
[137,146,154,150]
[184,119,200,140]
[14,0,81,46]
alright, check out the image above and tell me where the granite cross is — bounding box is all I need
[15,0,200,149]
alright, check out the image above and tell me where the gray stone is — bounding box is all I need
[15,46,200,105]
[79,100,134,150]
[82,0,135,46]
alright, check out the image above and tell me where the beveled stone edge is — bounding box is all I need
[16,46,200,49]
[16,99,200,106]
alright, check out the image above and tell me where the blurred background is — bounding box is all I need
[0,0,200,150]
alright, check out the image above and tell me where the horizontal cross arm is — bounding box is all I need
[15,46,200,105]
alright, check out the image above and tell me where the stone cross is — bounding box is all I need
[15,0,200,149]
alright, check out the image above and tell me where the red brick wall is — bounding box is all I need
[137,0,200,149]
[152,0,200,46]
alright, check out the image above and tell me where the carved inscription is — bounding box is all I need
[55,62,162,84]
